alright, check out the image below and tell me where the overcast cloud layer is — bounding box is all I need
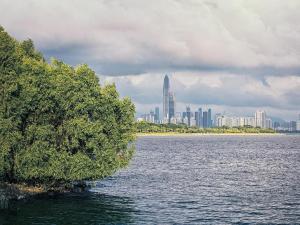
[1,0,299,120]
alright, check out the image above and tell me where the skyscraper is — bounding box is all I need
[266,118,273,129]
[255,110,266,128]
[198,108,203,128]
[195,108,203,127]
[289,121,297,132]
[203,111,208,128]
[297,113,300,131]
[162,75,176,123]
[155,107,159,123]
[163,75,170,122]
[214,113,221,127]
[186,106,191,126]
[195,111,199,127]
[169,92,175,121]
[150,110,155,123]
[208,108,212,128]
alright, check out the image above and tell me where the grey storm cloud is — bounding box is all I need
[1,0,300,76]
[1,0,299,119]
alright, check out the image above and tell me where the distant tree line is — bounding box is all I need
[136,121,276,134]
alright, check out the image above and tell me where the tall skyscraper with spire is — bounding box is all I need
[163,75,170,122]
[163,75,175,123]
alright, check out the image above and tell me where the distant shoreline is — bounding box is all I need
[136,132,282,137]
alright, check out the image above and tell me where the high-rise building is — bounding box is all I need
[296,120,300,131]
[169,92,175,121]
[297,114,300,131]
[163,75,170,122]
[244,117,256,127]
[266,118,273,129]
[231,117,240,127]
[190,117,196,126]
[208,108,212,128]
[150,110,155,121]
[255,110,266,128]
[186,106,191,127]
[183,116,189,126]
[198,108,203,128]
[274,121,280,130]
[289,121,297,132]
[214,113,221,127]
[214,113,222,127]
[195,108,203,128]
[154,107,159,123]
[175,112,182,124]
[140,111,155,123]
[195,111,199,127]
[162,75,176,123]
[203,111,208,128]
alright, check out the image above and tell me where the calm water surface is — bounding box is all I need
[1,135,300,224]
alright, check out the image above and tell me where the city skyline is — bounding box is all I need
[105,73,299,122]
[137,74,299,122]
[138,75,300,131]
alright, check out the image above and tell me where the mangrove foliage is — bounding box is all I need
[0,26,136,188]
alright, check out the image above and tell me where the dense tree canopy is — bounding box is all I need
[0,26,136,187]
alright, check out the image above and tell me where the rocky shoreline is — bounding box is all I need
[0,182,91,209]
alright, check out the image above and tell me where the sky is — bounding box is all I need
[1,0,300,120]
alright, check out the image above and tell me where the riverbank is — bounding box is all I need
[0,182,90,209]
[137,132,281,137]
[0,183,46,208]
[0,182,46,197]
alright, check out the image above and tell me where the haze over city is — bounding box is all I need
[1,0,300,120]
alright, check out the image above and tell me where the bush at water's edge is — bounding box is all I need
[0,26,136,190]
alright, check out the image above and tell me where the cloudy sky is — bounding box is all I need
[1,0,300,120]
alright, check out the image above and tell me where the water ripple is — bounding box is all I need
[1,135,299,224]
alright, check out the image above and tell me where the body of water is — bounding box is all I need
[1,135,300,224]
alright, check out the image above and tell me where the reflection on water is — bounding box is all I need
[0,192,9,210]
[0,193,135,225]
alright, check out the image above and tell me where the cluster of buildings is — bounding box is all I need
[137,75,300,132]
[214,110,273,129]
[138,75,213,127]
[275,114,300,132]
[165,106,213,127]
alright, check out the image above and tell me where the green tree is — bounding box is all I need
[0,26,135,187]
